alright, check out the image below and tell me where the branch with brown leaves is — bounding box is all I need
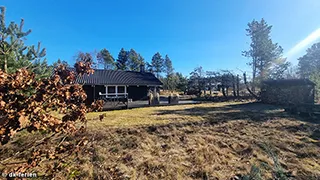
[0,60,103,176]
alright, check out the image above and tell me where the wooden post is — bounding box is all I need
[236,75,240,97]
[105,85,108,98]
[126,97,129,109]
[210,80,212,96]
[92,85,95,102]
[116,85,118,98]
[125,85,127,98]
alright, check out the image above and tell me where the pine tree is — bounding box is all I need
[242,18,285,91]
[164,55,175,90]
[176,72,188,93]
[138,54,145,67]
[145,62,153,73]
[298,41,320,102]
[164,55,174,76]
[32,58,53,80]
[116,48,128,70]
[97,48,115,70]
[0,6,50,78]
[127,49,144,71]
[298,42,320,78]
[151,52,164,78]
[310,71,320,102]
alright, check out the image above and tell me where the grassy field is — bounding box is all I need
[1,102,320,179]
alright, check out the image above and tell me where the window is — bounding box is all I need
[107,86,115,93]
[118,86,125,93]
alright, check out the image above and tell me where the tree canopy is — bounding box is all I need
[127,49,144,71]
[298,42,320,78]
[175,72,188,93]
[298,41,320,101]
[243,19,282,78]
[242,18,288,91]
[97,48,115,70]
[116,48,128,70]
[0,6,51,78]
[164,55,174,76]
[188,66,205,96]
[151,52,164,78]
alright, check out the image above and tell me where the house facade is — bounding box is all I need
[75,68,163,104]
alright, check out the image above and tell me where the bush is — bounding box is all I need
[148,91,160,105]
[310,71,320,103]
[169,93,179,104]
[186,89,202,96]
[242,165,263,180]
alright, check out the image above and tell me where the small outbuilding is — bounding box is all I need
[260,79,315,105]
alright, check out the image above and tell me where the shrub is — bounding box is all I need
[310,71,320,103]
[169,93,179,104]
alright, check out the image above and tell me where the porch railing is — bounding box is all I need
[99,92,128,98]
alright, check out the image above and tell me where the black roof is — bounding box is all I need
[75,69,163,86]
[262,79,315,86]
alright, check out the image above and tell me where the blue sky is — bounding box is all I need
[2,0,320,76]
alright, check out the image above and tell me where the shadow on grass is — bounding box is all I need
[154,102,288,122]
[150,102,320,139]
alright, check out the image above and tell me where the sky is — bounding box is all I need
[2,0,320,76]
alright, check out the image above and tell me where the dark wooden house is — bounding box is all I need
[260,79,315,105]
[75,68,163,105]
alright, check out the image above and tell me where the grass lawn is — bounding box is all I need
[86,102,243,128]
[1,101,320,179]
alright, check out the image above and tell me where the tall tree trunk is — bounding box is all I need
[232,75,237,97]
[4,55,7,73]
[252,75,255,93]
[226,87,229,97]
[222,86,226,98]
[236,75,240,97]
[209,79,212,96]
[243,72,260,100]
[252,59,256,93]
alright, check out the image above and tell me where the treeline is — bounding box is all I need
[1,3,318,100]
[179,18,319,100]
[160,18,320,99]
[84,49,244,96]
[69,48,190,93]
[78,48,172,77]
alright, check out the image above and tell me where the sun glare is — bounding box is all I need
[285,28,320,61]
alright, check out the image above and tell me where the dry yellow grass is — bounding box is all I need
[159,90,183,96]
[1,102,320,179]
[86,102,241,128]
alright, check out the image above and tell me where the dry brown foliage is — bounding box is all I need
[0,59,103,176]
